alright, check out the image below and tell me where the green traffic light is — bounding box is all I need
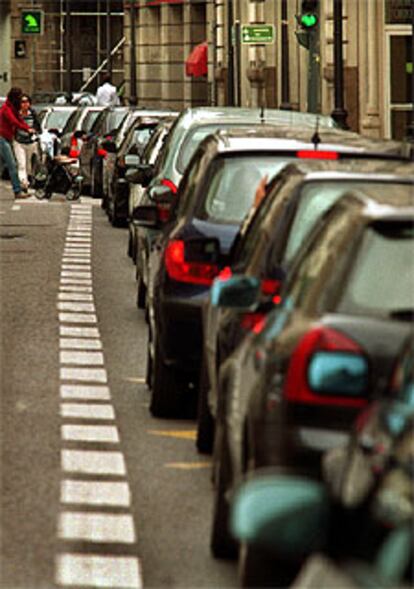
[300,13,318,28]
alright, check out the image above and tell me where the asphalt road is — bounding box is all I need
[0,181,237,589]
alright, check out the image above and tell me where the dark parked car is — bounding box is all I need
[136,127,406,420]
[229,333,414,587]
[78,106,129,195]
[132,106,337,319]
[127,118,177,263]
[209,186,414,558]
[105,113,178,226]
[198,158,414,453]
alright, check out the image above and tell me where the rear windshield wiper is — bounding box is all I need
[389,309,414,321]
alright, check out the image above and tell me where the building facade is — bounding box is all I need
[1,1,411,140]
[123,0,412,139]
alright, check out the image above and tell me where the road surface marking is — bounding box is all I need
[59,325,99,337]
[60,338,102,349]
[58,512,135,543]
[61,271,92,279]
[60,350,104,365]
[56,554,141,588]
[58,301,95,313]
[61,264,92,271]
[147,429,197,440]
[60,278,93,285]
[59,292,94,301]
[59,285,93,294]
[60,384,110,400]
[12,204,21,211]
[62,449,126,475]
[164,462,211,469]
[124,376,146,384]
[62,424,119,443]
[60,367,107,382]
[60,403,115,420]
[59,312,97,324]
[61,480,130,506]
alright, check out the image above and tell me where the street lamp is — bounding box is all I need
[330,0,349,129]
[129,0,137,104]
[280,0,292,109]
[405,0,414,153]
[226,0,235,106]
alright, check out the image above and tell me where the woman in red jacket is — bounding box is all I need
[0,87,33,199]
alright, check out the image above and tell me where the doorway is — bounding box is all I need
[385,29,413,139]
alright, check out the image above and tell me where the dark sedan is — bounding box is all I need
[209,186,414,558]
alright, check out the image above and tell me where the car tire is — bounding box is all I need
[196,358,214,454]
[210,424,238,559]
[150,337,182,418]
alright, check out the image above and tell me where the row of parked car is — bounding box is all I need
[38,100,414,588]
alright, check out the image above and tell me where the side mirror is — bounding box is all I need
[150,183,174,202]
[125,168,142,184]
[210,275,260,310]
[101,139,116,153]
[230,473,329,558]
[134,164,154,188]
[125,154,141,168]
[132,205,159,228]
[184,237,221,265]
[73,130,85,139]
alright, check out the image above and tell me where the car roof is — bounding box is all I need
[210,126,403,155]
[177,107,336,129]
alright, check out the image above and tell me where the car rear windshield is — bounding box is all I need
[177,124,260,173]
[283,181,413,267]
[45,109,74,130]
[337,223,414,317]
[105,111,127,134]
[196,155,293,224]
[131,127,154,153]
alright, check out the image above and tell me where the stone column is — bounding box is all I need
[246,0,266,107]
[359,0,381,137]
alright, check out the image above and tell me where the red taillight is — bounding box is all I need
[296,150,338,160]
[283,326,367,408]
[97,148,107,158]
[241,312,267,334]
[156,202,171,223]
[261,279,281,296]
[218,266,232,280]
[69,135,80,158]
[161,178,178,194]
[164,240,219,286]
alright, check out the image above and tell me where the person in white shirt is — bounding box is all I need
[96,74,120,107]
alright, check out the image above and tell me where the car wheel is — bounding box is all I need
[196,358,215,454]
[210,423,238,559]
[150,337,182,418]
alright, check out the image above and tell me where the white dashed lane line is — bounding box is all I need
[55,204,142,589]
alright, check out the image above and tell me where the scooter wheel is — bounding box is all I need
[66,189,80,201]
[35,188,52,200]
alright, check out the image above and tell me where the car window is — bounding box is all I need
[175,148,207,218]
[132,127,154,154]
[287,205,357,310]
[282,181,412,268]
[83,110,101,132]
[196,155,291,224]
[45,109,74,130]
[177,123,261,174]
[337,223,414,316]
[63,109,80,134]
[106,111,127,134]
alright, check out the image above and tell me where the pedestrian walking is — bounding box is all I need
[96,74,120,107]
[0,87,34,199]
[13,94,41,192]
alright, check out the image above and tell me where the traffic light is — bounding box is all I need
[299,0,319,29]
[296,0,319,49]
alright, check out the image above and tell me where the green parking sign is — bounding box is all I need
[22,10,43,35]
